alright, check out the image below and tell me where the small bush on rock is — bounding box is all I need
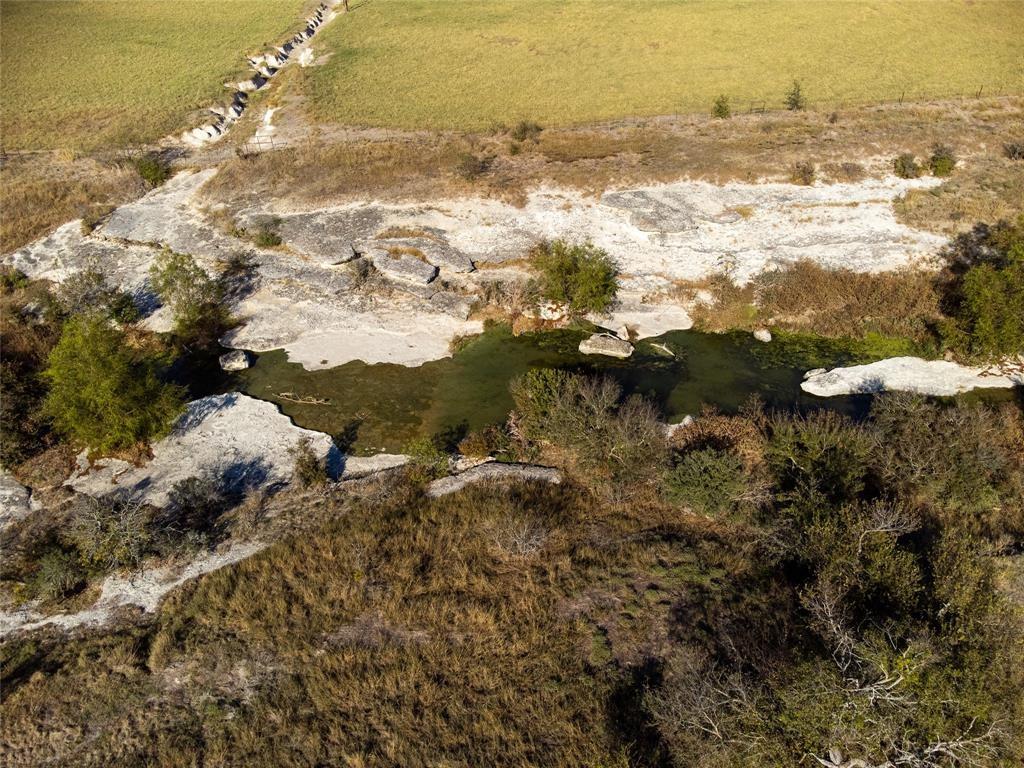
[929,144,957,177]
[164,476,229,538]
[531,240,618,316]
[69,493,152,574]
[789,161,816,185]
[402,436,451,482]
[510,120,543,142]
[455,152,491,180]
[289,437,329,489]
[133,153,171,187]
[27,549,85,601]
[892,153,920,179]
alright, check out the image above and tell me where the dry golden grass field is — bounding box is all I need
[305,0,1024,129]
[0,0,306,150]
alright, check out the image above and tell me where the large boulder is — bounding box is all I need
[67,393,340,506]
[801,357,1024,397]
[579,333,633,358]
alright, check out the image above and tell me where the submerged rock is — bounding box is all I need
[219,349,252,371]
[579,333,633,358]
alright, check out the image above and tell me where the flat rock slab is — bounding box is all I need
[100,170,238,261]
[341,453,409,479]
[579,333,634,358]
[601,189,698,233]
[6,220,158,309]
[67,393,340,506]
[370,249,438,285]
[0,470,32,534]
[426,462,562,498]
[273,208,385,264]
[594,303,693,339]
[801,357,1024,397]
[375,237,475,273]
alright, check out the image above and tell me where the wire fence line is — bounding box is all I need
[1,86,1019,161]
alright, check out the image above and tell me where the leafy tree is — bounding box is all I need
[531,240,618,316]
[150,249,231,350]
[43,314,184,451]
[938,217,1024,358]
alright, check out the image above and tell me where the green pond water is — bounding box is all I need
[232,325,902,454]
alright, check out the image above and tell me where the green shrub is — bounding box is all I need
[133,153,171,186]
[289,437,330,489]
[892,153,920,179]
[784,80,806,111]
[150,249,231,350]
[869,394,1022,536]
[789,161,816,185]
[938,217,1024,358]
[27,550,85,601]
[664,448,745,516]
[766,410,871,513]
[508,368,575,440]
[531,240,618,316]
[236,217,283,248]
[44,314,184,451]
[510,120,543,142]
[1,280,62,465]
[401,436,451,482]
[928,144,957,177]
[0,266,30,293]
[79,204,114,235]
[510,370,665,483]
[712,94,731,119]
[108,291,141,324]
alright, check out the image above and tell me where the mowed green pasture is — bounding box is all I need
[0,0,306,150]
[309,0,1024,129]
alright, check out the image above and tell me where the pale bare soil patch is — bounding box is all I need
[204,97,1024,236]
